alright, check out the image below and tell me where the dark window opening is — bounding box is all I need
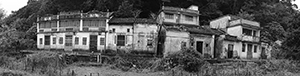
[100,38,105,45]
[40,38,43,44]
[165,13,174,19]
[185,15,194,21]
[83,37,87,45]
[117,35,125,46]
[112,28,116,32]
[242,44,246,52]
[127,28,130,32]
[59,37,63,44]
[65,35,73,46]
[44,36,50,45]
[53,37,56,44]
[254,45,257,53]
[243,28,252,36]
[75,37,79,45]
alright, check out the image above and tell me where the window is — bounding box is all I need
[242,44,246,52]
[243,28,252,36]
[75,37,79,45]
[83,28,89,31]
[165,13,174,19]
[59,37,63,44]
[83,37,87,45]
[65,28,73,31]
[127,28,130,32]
[65,35,73,46]
[254,45,257,53]
[147,39,153,47]
[52,29,57,31]
[53,37,56,44]
[100,38,105,45]
[44,36,50,45]
[185,15,194,21]
[40,38,43,44]
[228,44,234,51]
[253,31,257,37]
[116,35,126,46]
[112,28,116,32]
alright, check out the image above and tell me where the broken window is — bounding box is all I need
[117,35,126,46]
[147,39,153,47]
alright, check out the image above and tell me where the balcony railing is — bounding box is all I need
[229,19,260,27]
[240,35,260,42]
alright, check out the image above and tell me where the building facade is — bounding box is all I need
[210,15,263,59]
[107,18,159,53]
[37,11,112,52]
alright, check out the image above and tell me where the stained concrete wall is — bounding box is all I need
[190,34,214,57]
[164,31,190,56]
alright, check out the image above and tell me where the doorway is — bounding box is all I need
[227,44,234,58]
[196,41,203,54]
[247,44,253,58]
[44,35,51,46]
[89,35,98,52]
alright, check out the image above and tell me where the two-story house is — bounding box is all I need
[210,15,262,59]
[157,5,221,57]
[37,11,112,52]
[107,18,159,54]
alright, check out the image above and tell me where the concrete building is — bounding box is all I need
[107,18,159,53]
[210,15,263,59]
[37,11,112,52]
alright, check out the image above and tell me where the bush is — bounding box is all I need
[151,48,207,72]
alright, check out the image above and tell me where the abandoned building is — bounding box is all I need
[37,11,112,51]
[37,5,271,59]
[107,18,159,53]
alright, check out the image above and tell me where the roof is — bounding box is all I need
[108,18,156,24]
[186,26,225,35]
[161,6,200,16]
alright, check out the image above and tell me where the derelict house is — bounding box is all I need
[106,18,159,54]
[37,11,112,51]
[210,15,265,59]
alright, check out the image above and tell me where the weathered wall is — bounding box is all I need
[190,34,214,57]
[107,25,133,51]
[227,26,242,37]
[209,16,230,29]
[222,41,242,58]
[133,24,159,52]
[164,31,190,56]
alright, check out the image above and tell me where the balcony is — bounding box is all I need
[229,19,260,27]
[239,35,260,42]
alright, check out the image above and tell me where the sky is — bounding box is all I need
[0,0,28,15]
[0,0,299,15]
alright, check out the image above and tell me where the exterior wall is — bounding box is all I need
[107,25,133,51]
[37,34,46,49]
[164,31,190,56]
[240,43,261,59]
[133,24,159,52]
[190,34,214,57]
[222,41,242,58]
[227,26,242,37]
[179,14,199,25]
[209,16,231,29]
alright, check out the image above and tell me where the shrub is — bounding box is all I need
[151,48,207,72]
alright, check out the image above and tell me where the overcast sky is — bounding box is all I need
[0,0,299,15]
